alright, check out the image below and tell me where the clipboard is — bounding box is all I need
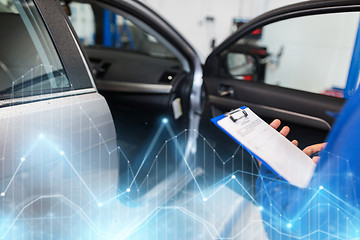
[211,106,316,188]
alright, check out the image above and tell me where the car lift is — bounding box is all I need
[103,9,135,50]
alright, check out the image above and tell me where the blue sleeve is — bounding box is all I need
[256,165,313,239]
[256,163,360,239]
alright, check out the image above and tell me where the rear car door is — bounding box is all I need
[201,0,360,186]
[0,1,118,238]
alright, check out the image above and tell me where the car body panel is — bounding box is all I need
[0,0,119,238]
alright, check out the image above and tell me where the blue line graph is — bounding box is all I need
[0,105,360,239]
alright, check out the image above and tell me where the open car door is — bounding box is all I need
[201,0,360,186]
[65,0,204,193]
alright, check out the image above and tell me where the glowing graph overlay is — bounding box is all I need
[1,108,360,239]
[0,65,360,239]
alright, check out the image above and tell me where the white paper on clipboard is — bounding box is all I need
[212,107,316,188]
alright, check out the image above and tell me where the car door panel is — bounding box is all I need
[206,77,344,129]
[86,46,182,85]
[0,1,119,238]
[205,79,344,150]
[86,46,185,112]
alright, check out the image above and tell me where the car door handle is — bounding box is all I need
[218,87,234,97]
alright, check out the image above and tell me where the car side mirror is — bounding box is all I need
[226,52,256,81]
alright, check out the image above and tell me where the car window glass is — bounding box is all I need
[0,0,71,101]
[68,2,177,59]
[0,0,16,12]
[225,12,360,98]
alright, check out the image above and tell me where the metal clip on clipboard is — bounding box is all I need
[225,109,248,123]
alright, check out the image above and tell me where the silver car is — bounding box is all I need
[0,0,119,238]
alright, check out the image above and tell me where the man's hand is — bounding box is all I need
[269,119,298,146]
[303,143,327,163]
[269,119,326,164]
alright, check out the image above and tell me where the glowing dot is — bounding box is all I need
[20,157,25,162]
[258,206,264,211]
[59,151,65,156]
[0,192,5,197]
[319,186,324,190]
[286,223,292,228]
[231,175,236,179]
[162,118,169,124]
[39,134,44,139]
[97,203,103,207]
[203,197,208,202]
[126,188,131,192]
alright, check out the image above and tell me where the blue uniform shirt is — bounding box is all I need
[256,88,360,239]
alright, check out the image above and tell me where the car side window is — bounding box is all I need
[223,12,360,99]
[0,1,71,101]
[69,2,177,59]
